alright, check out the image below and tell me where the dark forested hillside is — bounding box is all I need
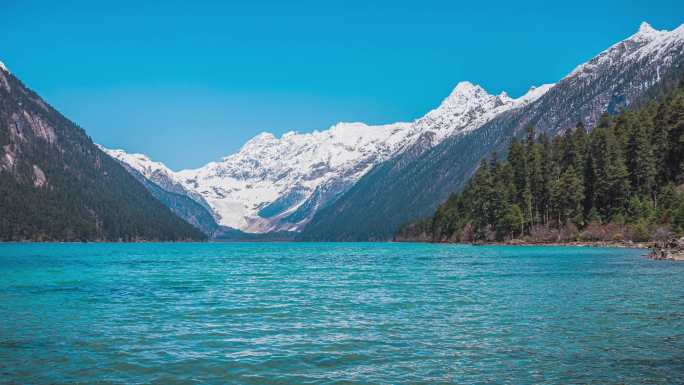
[396,80,684,243]
[0,66,206,241]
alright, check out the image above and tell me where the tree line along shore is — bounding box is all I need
[396,79,684,258]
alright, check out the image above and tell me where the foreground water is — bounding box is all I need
[0,243,682,384]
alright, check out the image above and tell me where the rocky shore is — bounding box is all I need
[490,239,651,248]
[398,238,684,261]
[649,237,684,261]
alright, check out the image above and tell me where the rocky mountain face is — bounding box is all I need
[298,22,684,241]
[0,63,206,241]
[109,82,550,234]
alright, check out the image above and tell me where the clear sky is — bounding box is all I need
[2,0,682,169]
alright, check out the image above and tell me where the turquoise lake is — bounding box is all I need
[0,243,682,384]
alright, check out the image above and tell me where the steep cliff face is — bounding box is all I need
[299,22,684,241]
[0,63,206,241]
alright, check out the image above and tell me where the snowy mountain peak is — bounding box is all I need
[437,80,552,113]
[638,21,657,35]
[252,132,277,142]
[630,21,666,42]
[442,81,488,104]
[239,132,278,153]
[428,82,505,122]
[417,79,552,142]
[451,80,478,92]
[0,60,9,73]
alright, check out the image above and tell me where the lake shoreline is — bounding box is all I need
[394,239,684,261]
[394,239,651,249]
[476,240,650,249]
[0,239,654,248]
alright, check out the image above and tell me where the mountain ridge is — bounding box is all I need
[108,80,552,234]
[298,21,684,241]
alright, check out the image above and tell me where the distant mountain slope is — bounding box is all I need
[103,148,216,215]
[0,63,206,241]
[299,22,684,241]
[110,156,220,236]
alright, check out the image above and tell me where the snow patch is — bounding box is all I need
[513,84,555,104]
[32,165,46,188]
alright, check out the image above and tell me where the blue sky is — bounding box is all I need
[2,0,682,169]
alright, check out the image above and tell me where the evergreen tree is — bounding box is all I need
[552,166,585,227]
[591,126,630,220]
[626,116,656,200]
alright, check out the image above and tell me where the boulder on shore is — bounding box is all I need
[649,237,684,261]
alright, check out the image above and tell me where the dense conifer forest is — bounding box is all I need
[396,79,684,243]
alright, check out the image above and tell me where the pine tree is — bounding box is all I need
[539,133,555,225]
[591,126,630,220]
[561,166,585,226]
[626,116,656,200]
[666,91,684,182]
[497,203,525,239]
[652,101,672,185]
[508,137,531,226]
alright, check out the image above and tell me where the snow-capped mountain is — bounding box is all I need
[108,22,683,237]
[107,81,551,233]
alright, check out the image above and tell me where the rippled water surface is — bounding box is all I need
[1,243,683,384]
